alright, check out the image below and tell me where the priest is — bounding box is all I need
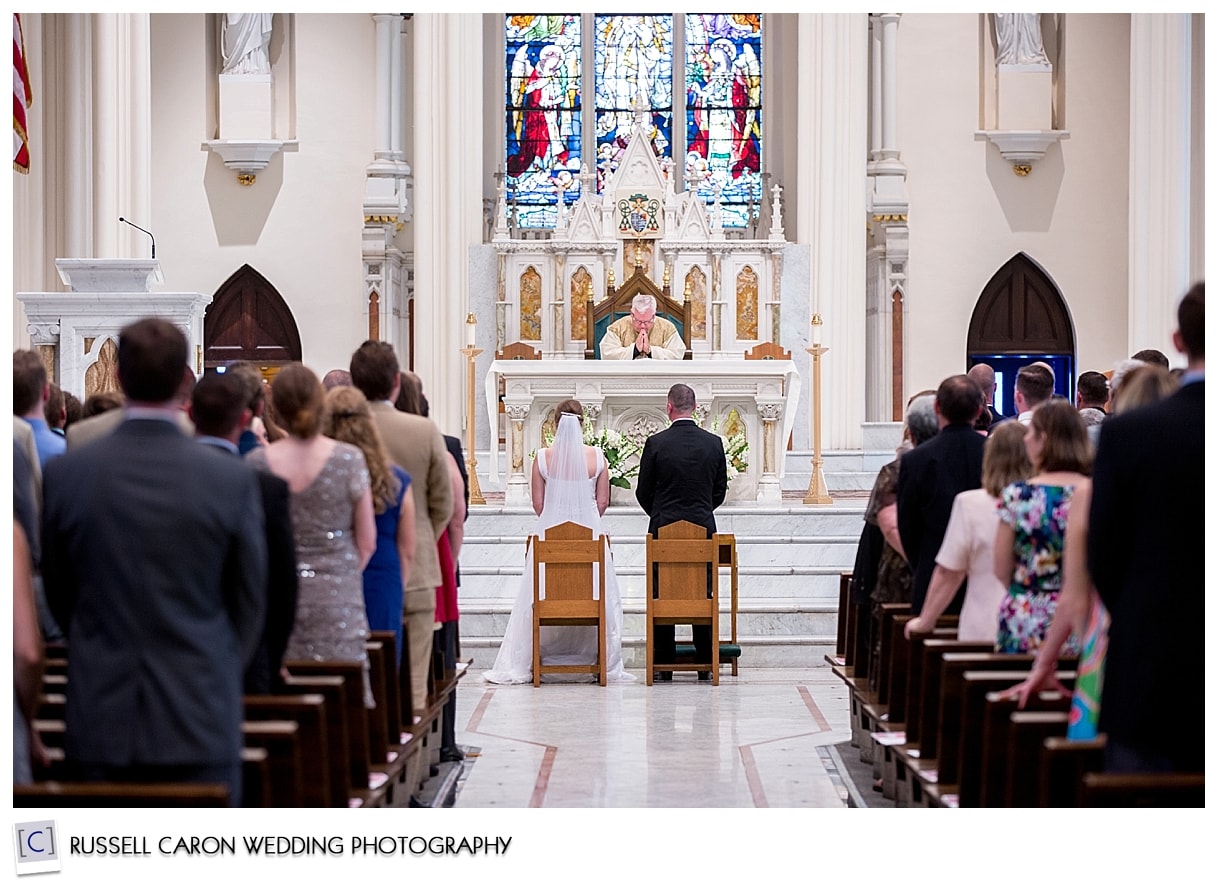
[599,294,686,360]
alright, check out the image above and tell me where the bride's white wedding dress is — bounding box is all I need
[483,414,634,684]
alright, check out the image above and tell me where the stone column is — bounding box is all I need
[412,14,484,439]
[91,14,119,258]
[1129,14,1198,353]
[797,13,868,449]
[757,401,784,504]
[504,402,531,508]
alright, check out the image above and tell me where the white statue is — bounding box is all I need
[221,13,274,75]
[993,13,1050,67]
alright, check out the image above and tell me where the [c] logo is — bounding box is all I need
[12,820,61,876]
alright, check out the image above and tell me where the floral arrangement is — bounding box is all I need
[540,408,642,489]
[707,415,749,486]
[539,408,748,492]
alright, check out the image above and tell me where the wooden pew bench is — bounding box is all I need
[14,781,230,807]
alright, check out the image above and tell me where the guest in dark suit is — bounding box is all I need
[968,363,1009,431]
[190,371,299,695]
[896,374,987,615]
[636,383,728,680]
[41,318,267,805]
[411,388,469,764]
[1090,282,1204,774]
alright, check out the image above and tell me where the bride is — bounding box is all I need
[483,399,635,684]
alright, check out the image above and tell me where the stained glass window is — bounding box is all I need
[505,15,582,229]
[685,14,762,229]
[505,13,761,230]
[593,15,673,193]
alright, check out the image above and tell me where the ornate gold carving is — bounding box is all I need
[85,337,120,398]
[519,267,542,341]
[736,265,759,341]
[872,213,908,223]
[364,214,399,225]
[570,266,593,342]
[686,266,708,340]
[1013,164,1032,177]
[237,173,256,186]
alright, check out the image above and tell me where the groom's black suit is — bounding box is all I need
[636,417,728,666]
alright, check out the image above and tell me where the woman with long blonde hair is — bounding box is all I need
[323,385,416,666]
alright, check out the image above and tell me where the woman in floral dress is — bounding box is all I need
[992,400,1091,653]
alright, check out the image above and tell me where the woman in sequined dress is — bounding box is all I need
[247,364,377,705]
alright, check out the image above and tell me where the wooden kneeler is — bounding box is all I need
[532,521,609,687]
[646,520,720,685]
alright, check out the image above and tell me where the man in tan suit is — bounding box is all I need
[350,341,453,713]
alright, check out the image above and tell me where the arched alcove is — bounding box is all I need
[204,264,302,370]
[967,253,1076,411]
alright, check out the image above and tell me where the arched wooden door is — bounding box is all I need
[967,253,1075,414]
[204,265,302,379]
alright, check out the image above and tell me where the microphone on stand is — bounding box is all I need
[118,216,156,260]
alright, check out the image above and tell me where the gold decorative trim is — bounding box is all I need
[1013,164,1032,177]
[365,214,399,225]
[872,213,908,223]
[237,173,256,186]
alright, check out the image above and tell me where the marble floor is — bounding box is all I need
[449,666,853,808]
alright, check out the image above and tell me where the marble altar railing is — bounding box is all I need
[484,359,801,508]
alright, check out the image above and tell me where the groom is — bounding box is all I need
[635,383,728,681]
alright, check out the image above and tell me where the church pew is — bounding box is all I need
[278,674,354,808]
[1079,772,1206,808]
[1006,711,1070,806]
[364,638,416,808]
[285,659,388,808]
[36,692,66,720]
[929,669,1076,808]
[886,640,995,805]
[831,571,853,663]
[975,689,1072,807]
[851,602,910,764]
[241,719,304,808]
[905,651,1047,804]
[14,781,230,807]
[1037,734,1105,807]
[241,746,273,808]
[865,627,964,804]
[243,694,331,807]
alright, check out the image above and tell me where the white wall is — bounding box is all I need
[149,13,379,375]
[897,13,1132,394]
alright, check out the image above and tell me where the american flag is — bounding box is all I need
[14,12,31,173]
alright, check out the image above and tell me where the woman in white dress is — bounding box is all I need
[484,399,634,684]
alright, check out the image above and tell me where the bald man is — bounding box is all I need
[967,363,1008,430]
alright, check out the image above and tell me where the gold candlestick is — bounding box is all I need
[803,313,833,505]
[462,313,486,505]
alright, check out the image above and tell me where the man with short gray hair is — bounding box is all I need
[599,293,686,360]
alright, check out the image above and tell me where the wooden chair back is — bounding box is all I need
[531,521,608,687]
[498,340,541,360]
[744,341,791,361]
[645,520,720,684]
[585,263,692,359]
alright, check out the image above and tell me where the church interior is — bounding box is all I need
[8,11,1207,843]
